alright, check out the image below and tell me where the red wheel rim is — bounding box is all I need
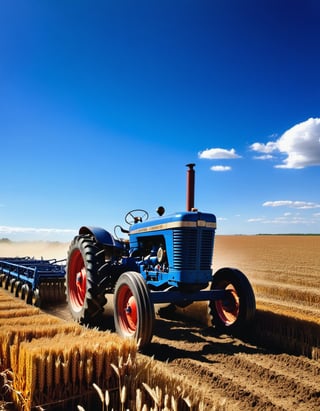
[215,284,239,325]
[117,284,137,336]
[68,249,87,311]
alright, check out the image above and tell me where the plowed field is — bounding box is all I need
[1,236,320,410]
[147,235,320,410]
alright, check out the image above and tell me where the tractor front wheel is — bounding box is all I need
[114,271,155,349]
[66,235,107,324]
[209,267,256,334]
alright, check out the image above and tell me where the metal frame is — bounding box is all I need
[0,258,66,291]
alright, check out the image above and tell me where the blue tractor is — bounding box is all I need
[66,164,255,348]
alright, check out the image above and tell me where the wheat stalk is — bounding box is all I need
[54,356,61,388]
[171,395,178,411]
[93,382,105,411]
[183,396,192,408]
[105,388,110,411]
[46,353,53,394]
[136,388,142,411]
[85,357,93,387]
[142,382,160,408]
[120,385,127,411]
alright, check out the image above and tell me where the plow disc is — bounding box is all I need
[38,280,66,305]
[0,275,66,306]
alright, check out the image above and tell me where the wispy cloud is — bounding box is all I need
[210,165,232,172]
[250,117,320,169]
[252,154,274,160]
[263,201,320,209]
[198,148,241,159]
[247,218,265,223]
[248,214,320,225]
[247,199,320,230]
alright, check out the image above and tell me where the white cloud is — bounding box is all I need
[247,218,265,222]
[248,214,320,225]
[250,142,278,154]
[210,165,232,172]
[263,201,320,209]
[198,148,241,159]
[250,117,320,169]
[253,154,274,160]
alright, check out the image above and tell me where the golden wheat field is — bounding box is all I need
[1,235,320,410]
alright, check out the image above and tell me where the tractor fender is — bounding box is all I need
[79,226,118,247]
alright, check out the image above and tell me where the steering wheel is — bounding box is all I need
[125,209,149,225]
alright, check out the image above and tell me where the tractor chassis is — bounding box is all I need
[149,289,230,305]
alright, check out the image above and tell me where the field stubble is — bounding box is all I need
[1,235,320,410]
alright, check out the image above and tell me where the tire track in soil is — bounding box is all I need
[145,314,320,411]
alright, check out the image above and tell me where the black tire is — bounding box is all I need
[208,267,256,333]
[66,235,107,324]
[114,271,155,349]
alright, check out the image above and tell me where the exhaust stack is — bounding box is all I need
[186,163,195,211]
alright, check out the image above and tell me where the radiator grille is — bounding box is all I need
[200,229,215,269]
[173,228,214,270]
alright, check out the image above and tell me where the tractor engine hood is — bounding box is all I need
[129,211,216,235]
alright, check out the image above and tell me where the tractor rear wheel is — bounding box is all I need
[66,235,107,324]
[114,271,155,349]
[209,267,256,334]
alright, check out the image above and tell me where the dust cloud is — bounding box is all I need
[0,242,69,260]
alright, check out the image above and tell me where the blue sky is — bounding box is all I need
[1,0,320,241]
